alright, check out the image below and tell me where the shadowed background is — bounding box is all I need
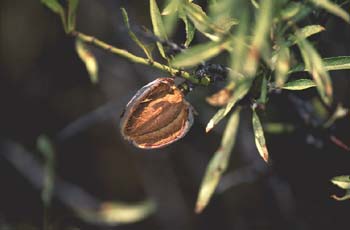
[1,0,350,229]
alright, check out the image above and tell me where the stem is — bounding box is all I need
[71,31,206,85]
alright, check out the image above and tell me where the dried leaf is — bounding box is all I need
[206,88,232,107]
[195,108,240,213]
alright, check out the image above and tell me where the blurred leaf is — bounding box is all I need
[183,2,237,41]
[287,25,325,46]
[282,79,316,90]
[244,0,273,76]
[75,39,99,84]
[331,175,350,189]
[162,0,179,36]
[206,88,232,107]
[150,0,168,59]
[67,0,79,33]
[196,108,241,213]
[78,200,155,225]
[37,135,55,207]
[41,0,67,32]
[310,0,350,23]
[206,79,252,132]
[251,0,259,8]
[279,2,302,20]
[252,109,269,163]
[323,104,349,127]
[231,11,249,74]
[161,0,179,15]
[274,46,290,87]
[263,122,294,134]
[296,35,332,105]
[121,8,153,60]
[171,39,231,68]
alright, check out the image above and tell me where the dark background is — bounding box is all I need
[1,0,350,229]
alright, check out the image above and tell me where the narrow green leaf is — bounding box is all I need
[206,79,252,132]
[41,0,67,32]
[195,108,241,213]
[252,109,269,163]
[274,46,290,87]
[331,175,350,190]
[310,0,350,23]
[75,39,99,84]
[296,35,332,105]
[244,0,273,76]
[181,15,195,47]
[121,8,153,60]
[67,0,79,33]
[37,135,55,207]
[286,25,325,46]
[291,56,350,72]
[257,75,268,104]
[281,79,316,90]
[150,0,168,59]
[78,200,156,225]
[171,39,230,68]
[162,0,179,36]
[321,56,350,71]
[161,0,179,15]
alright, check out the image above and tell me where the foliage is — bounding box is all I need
[40,0,350,220]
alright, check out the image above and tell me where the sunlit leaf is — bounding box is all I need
[161,0,179,15]
[286,25,325,46]
[195,108,241,213]
[37,135,55,207]
[331,175,350,189]
[150,0,168,59]
[321,56,350,71]
[251,0,259,9]
[310,0,350,23]
[296,35,332,105]
[244,0,273,76]
[206,79,252,132]
[274,46,290,87]
[323,104,349,128]
[121,8,153,60]
[77,200,156,225]
[171,39,230,68]
[281,79,316,90]
[41,0,67,32]
[75,39,99,84]
[67,0,79,33]
[162,0,179,36]
[182,16,195,47]
[252,109,269,163]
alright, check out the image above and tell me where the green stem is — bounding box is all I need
[71,31,207,85]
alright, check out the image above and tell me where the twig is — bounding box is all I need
[71,31,208,86]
